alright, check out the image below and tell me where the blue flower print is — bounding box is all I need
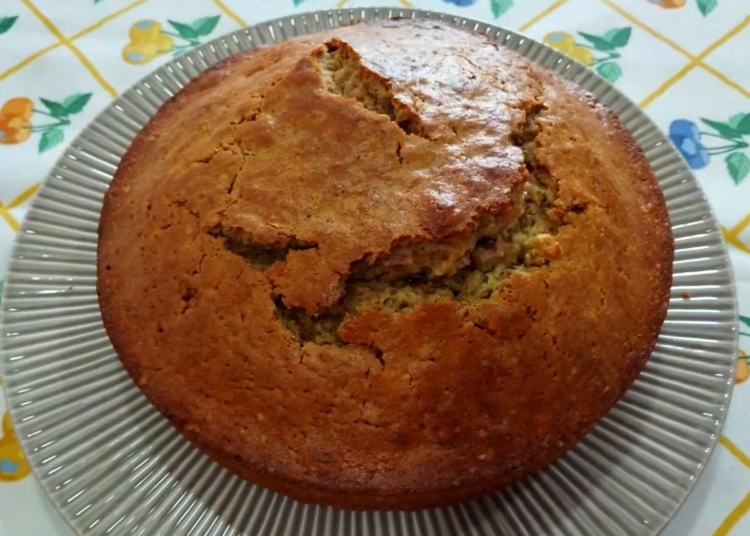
[0,459,18,474]
[668,115,750,184]
[669,119,709,169]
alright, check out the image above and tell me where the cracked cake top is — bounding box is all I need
[97,20,673,510]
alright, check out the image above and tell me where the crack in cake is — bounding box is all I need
[97,19,673,510]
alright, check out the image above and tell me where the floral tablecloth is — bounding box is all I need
[0,0,748,534]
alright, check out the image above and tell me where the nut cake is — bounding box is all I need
[97,19,673,510]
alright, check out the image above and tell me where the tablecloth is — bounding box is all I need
[0,0,748,534]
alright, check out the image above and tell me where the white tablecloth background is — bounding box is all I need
[0,0,748,534]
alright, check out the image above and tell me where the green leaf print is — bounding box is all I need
[578,31,616,52]
[62,93,92,115]
[39,98,68,119]
[168,20,199,41]
[701,118,742,139]
[729,113,747,130]
[190,15,221,37]
[696,0,718,16]
[728,113,750,136]
[0,16,18,35]
[191,16,221,37]
[596,62,622,83]
[39,128,64,153]
[725,152,750,184]
[490,0,513,19]
[293,0,306,6]
[603,27,631,48]
[741,315,750,330]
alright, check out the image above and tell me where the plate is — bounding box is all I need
[0,8,739,536]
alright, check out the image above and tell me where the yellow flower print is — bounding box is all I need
[648,0,717,16]
[738,349,749,385]
[122,20,175,65]
[648,0,687,7]
[0,97,33,145]
[544,31,576,54]
[543,28,632,83]
[0,93,93,153]
[123,16,222,65]
[0,410,31,482]
[129,18,163,43]
[741,316,750,384]
[544,33,595,65]
[570,46,594,66]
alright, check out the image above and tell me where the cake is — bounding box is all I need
[97,19,673,510]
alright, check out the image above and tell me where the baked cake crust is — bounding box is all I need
[97,20,673,510]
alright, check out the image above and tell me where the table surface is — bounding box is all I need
[0,0,748,534]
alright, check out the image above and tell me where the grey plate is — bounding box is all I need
[0,8,739,536]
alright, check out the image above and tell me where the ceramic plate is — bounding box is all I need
[0,8,739,536]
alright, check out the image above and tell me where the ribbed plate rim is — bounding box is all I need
[0,7,740,536]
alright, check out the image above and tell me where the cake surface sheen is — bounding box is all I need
[98,19,673,510]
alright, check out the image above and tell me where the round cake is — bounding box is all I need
[97,19,673,510]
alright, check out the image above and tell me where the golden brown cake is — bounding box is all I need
[97,19,673,510]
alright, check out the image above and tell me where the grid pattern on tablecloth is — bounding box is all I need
[0,1,748,535]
